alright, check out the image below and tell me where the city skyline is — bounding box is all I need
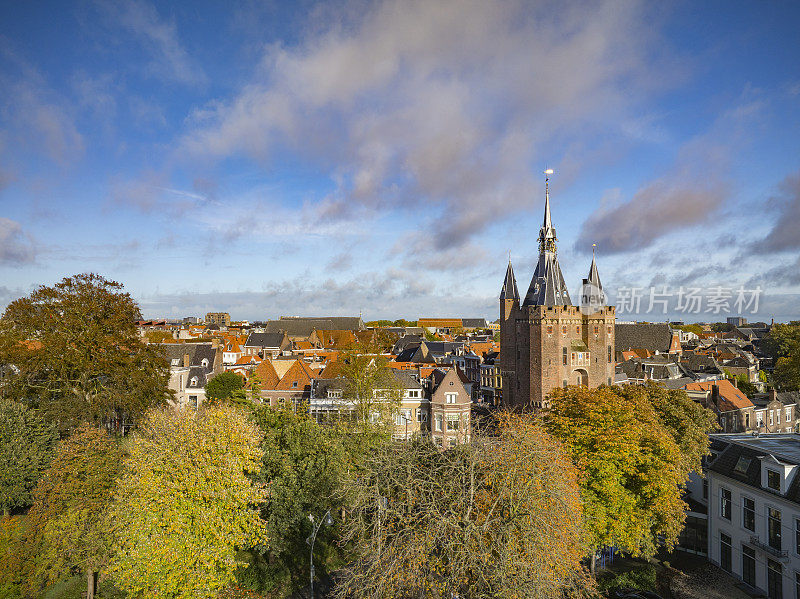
[1,1,799,321]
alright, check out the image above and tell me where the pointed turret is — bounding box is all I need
[581,245,606,311]
[523,170,572,306]
[499,260,519,301]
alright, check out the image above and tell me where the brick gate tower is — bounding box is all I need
[500,171,615,409]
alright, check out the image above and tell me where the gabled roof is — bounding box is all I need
[684,379,754,411]
[263,316,365,337]
[245,332,287,348]
[314,329,358,349]
[275,359,316,391]
[254,360,280,389]
[615,324,674,354]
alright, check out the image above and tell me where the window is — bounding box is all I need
[607,325,612,334]
[328,389,342,399]
[770,410,774,425]
[547,325,553,334]
[448,438,457,448]
[446,415,459,431]
[435,414,442,432]
[796,518,800,555]
[703,479,708,500]
[720,487,732,520]
[593,325,599,334]
[768,469,781,491]
[445,393,457,404]
[189,395,198,408]
[778,410,782,424]
[201,358,209,368]
[742,545,756,587]
[795,571,800,599]
[571,352,576,364]
[190,376,198,387]
[768,559,782,599]
[562,347,567,366]
[769,508,782,550]
[395,409,412,426]
[408,390,420,398]
[562,379,568,388]
[576,325,580,334]
[743,497,755,531]
[788,407,793,422]
[417,409,427,423]
[746,412,750,428]
[562,325,567,334]
[757,412,764,427]
[607,345,612,363]
[720,533,732,572]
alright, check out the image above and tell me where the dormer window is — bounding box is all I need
[201,358,209,368]
[190,376,198,387]
[767,469,781,491]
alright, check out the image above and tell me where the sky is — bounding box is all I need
[1,0,799,323]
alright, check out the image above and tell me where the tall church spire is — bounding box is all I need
[499,259,519,301]
[523,169,572,306]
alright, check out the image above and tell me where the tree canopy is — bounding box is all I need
[764,324,800,391]
[205,371,245,404]
[335,413,592,599]
[545,384,715,560]
[108,405,267,599]
[25,424,123,597]
[0,273,171,431]
[0,398,57,515]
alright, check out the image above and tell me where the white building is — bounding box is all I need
[705,433,800,599]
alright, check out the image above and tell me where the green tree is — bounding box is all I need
[108,405,266,599]
[205,371,246,404]
[0,399,57,515]
[238,403,349,595]
[0,274,171,432]
[545,385,714,567]
[335,413,593,599]
[336,344,401,425]
[25,424,123,599]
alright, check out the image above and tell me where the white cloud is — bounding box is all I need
[179,0,670,249]
[0,218,37,266]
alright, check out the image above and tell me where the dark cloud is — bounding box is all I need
[0,218,37,266]
[576,178,726,254]
[751,170,800,253]
[326,251,353,272]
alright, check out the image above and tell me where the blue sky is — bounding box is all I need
[1,0,799,322]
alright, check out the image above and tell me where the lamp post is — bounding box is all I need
[306,509,333,599]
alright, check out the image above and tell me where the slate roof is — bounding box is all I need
[522,187,572,307]
[615,323,674,354]
[709,435,800,506]
[499,261,519,301]
[392,369,424,390]
[245,332,287,348]
[263,316,365,337]
[392,335,423,355]
[462,318,488,329]
[311,377,347,399]
[161,343,217,368]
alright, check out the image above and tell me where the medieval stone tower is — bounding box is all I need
[500,172,615,409]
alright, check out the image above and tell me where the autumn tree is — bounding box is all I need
[0,273,171,431]
[25,424,123,599]
[545,384,715,568]
[238,403,349,595]
[0,398,57,515]
[335,413,593,599]
[108,405,267,599]
[205,371,246,404]
[336,342,401,425]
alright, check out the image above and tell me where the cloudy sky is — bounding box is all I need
[1,0,799,322]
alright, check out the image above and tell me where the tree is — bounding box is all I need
[205,371,246,404]
[336,343,401,425]
[238,403,349,595]
[25,424,123,599]
[108,405,267,599]
[335,413,593,599]
[545,385,714,566]
[0,399,57,515]
[0,274,171,431]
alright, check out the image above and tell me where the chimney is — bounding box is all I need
[733,377,738,389]
[711,384,720,409]
[770,388,778,402]
[183,353,190,368]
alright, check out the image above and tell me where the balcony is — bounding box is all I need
[749,535,789,559]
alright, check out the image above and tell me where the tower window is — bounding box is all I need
[562,379,567,388]
[607,345,612,363]
[607,325,612,334]
[576,325,580,334]
[562,325,567,335]
[547,325,552,334]
[562,347,567,366]
[594,326,599,334]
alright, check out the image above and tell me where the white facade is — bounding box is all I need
[707,435,800,599]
